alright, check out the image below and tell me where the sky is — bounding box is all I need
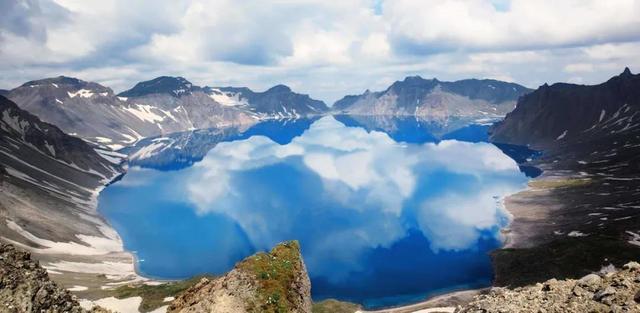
[1,0,639,104]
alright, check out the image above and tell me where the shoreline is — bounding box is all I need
[19,130,546,313]
[356,170,541,313]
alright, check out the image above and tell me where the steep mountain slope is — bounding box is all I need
[490,68,640,148]
[117,76,258,137]
[485,69,640,290]
[0,94,125,254]
[6,76,163,149]
[333,76,531,123]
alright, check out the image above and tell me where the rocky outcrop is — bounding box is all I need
[168,241,311,313]
[333,76,531,123]
[0,243,110,313]
[490,67,640,148]
[457,262,640,312]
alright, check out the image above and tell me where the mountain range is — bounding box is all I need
[1,68,640,312]
[333,76,531,122]
[5,76,327,149]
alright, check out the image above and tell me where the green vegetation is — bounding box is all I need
[528,178,591,189]
[110,275,213,312]
[238,240,305,313]
[313,299,361,313]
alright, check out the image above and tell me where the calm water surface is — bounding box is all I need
[99,116,530,308]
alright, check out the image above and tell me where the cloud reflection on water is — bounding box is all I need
[182,116,526,277]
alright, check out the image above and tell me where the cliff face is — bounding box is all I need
[490,68,640,148]
[0,243,110,313]
[458,262,640,313]
[168,241,312,313]
[333,76,531,123]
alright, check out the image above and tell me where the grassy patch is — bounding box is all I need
[313,299,361,313]
[237,240,304,313]
[110,275,213,312]
[528,178,591,189]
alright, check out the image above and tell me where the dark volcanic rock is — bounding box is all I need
[490,67,640,148]
[118,76,200,98]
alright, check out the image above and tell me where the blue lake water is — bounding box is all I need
[99,116,531,308]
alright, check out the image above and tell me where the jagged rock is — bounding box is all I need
[457,262,640,313]
[168,241,311,313]
[577,273,601,290]
[593,286,616,301]
[624,262,640,271]
[0,243,109,313]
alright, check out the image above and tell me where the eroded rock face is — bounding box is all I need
[168,241,311,313]
[457,262,640,313]
[0,243,110,313]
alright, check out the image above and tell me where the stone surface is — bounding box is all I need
[457,263,640,313]
[0,243,110,313]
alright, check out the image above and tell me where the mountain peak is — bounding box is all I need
[22,76,84,88]
[621,67,632,77]
[118,76,198,98]
[403,75,425,82]
[266,84,292,93]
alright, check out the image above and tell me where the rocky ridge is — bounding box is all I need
[333,76,531,123]
[490,68,640,148]
[457,262,640,313]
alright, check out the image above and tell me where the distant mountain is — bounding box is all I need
[6,76,327,150]
[6,76,165,149]
[490,68,640,148]
[0,94,123,248]
[0,89,8,96]
[118,76,200,97]
[215,84,329,117]
[333,76,531,123]
[119,76,328,118]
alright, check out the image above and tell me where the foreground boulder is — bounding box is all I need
[168,241,312,313]
[0,243,109,313]
[457,262,640,313]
